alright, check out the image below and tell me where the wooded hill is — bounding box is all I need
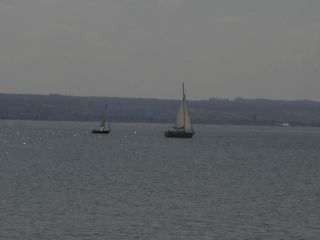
[1,93,320,126]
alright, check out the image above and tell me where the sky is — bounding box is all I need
[0,0,320,100]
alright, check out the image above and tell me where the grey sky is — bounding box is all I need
[0,0,320,100]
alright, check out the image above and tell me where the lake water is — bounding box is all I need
[0,120,320,239]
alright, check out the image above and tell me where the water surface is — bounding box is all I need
[0,121,320,239]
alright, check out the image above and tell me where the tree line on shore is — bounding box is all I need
[1,93,320,126]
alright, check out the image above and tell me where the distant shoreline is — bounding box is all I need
[1,93,320,127]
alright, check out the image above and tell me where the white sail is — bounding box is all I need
[92,104,111,134]
[183,99,193,132]
[174,84,193,132]
[175,102,185,129]
[100,119,106,128]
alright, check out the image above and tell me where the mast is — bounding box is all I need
[183,82,185,130]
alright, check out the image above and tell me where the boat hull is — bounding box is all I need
[92,130,110,134]
[164,130,194,138]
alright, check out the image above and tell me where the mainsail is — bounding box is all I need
[100,119,106,128]
[100,104,110,130]
[92,104,111,134]
[174,83,193,132]
[99,119,110,131]
[164,82,194,138]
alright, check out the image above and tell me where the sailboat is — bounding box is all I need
[164,83,195,138]
[92,106,111,134]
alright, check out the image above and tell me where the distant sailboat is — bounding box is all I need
[92,105,111,134]
[164,83,195,138]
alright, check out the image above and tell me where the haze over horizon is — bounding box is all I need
[1,0,320,101]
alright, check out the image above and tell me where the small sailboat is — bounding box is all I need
[92,119,110,134]
[92,106,111,134]
[165,83,195,138]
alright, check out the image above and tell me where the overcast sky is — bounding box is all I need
[0,0,320,100]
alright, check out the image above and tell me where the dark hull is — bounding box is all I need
[92,130,110,134]
[164,130,194,138]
